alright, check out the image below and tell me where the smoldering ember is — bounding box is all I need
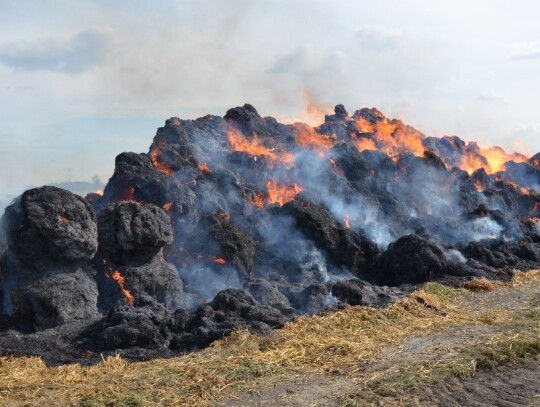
[0,103,539,365]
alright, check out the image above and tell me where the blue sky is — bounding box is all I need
[1,0,540,192]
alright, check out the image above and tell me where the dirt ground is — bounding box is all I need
[220,279,540,406]
[406,355,540,406]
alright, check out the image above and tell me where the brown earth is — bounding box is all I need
[220,278,540,406]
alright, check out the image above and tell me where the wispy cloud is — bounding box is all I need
[267,45,347,75]
[512,40,540,60]
[477,91,500,102]
[0,28,111,73]
[356,25,403,49]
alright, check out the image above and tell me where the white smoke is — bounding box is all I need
[444,249,467,264]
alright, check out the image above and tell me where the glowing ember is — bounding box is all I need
[119,186,136,201]
[266,180,304,207]
[251,192,266,208]
[58,215,69,224]
[497,178,531,196]
[111,270,134,306]
[474,180,485,193]
[214,257,226,264]
[198,162,212,173]
[227,130,295,167]
[162,202,174,211]
[149,141,174,175]
[344,214,350,229]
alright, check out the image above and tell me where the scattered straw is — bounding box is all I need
[460,278,498,292]
[0,270,538,406]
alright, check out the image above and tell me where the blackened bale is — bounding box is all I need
[98,202,173,266]
[2,186,98,264]
[377,235,447,285]
[0,186,99,331]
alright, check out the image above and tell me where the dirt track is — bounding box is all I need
[408,355,540,406]
[221,279,540,406]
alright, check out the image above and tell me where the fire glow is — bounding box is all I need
[266,180,304,207]
[198,163,211,173]
[111,270,134,306]
[150,141,174,175]
[460,146,528,174]
[355,117,425,157]
[227,130,295,167]
[344,214,350,229]
[294,123,335,156]
[162,202,174,211]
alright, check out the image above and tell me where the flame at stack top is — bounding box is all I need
[294,123,335,156]
[355,117,425,157]
[460,146,529,174]
[227,130,295,167]
[350,110,532,176]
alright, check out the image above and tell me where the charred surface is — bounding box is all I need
[1,104,540,365]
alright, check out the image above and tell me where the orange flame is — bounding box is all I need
[198,162,211,173]
[95,188,104,196]
[111,270,134,306]
[474,180,485,193]
[149,140,174,175]
[251,192,266,208]
[460,146,529,174]
[357,137,377,152]
[227,130,295,167]
[214,257,226,264]
[496,177,531,196]
[300,87,333,126]
[294,123,335,156]
[344,214,350,229]
[356,117,425,157]
[162,202,173,211]
[266,180,304,206]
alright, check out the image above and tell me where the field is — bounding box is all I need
[1,270,539,406]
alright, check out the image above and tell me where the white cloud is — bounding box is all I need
[267,46,347,75]
[512,40,540,60]
[477,91,500,101]
[0,28,112,73]
[356,25,403,49]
